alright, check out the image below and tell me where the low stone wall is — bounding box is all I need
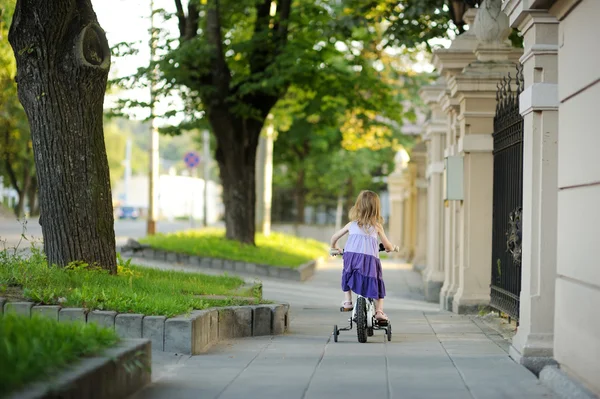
[1,299,290,355]
[8,339,151,399]
[122,246,318,282]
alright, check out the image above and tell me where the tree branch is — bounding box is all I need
[206,0,230,94]
[249,0,272,75]
[275,0,292,46]
[185,2,199,40]
[174,0,186,38]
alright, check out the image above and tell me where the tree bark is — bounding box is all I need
[27,174,38,216]
[295,168,306,224]
[212,113,261,245]
[9,0,117,272]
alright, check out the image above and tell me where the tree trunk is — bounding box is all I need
[9,1,117,272]
[27,174,38,216]
[295,168,305,224]
[213,115,261,245]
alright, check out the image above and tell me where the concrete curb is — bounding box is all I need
[121,242,319,282]
[7,339,151,399]
[539,365,599,399]
[2,300,290,356]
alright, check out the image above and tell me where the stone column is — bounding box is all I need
[448,0,523,313]
[440,98,462,310]
[419,79,448,302]
[387,165,405,252]
[400,164,417,260]
[502,0,559,373]
[411,142,428,269]
[432,7,479,310]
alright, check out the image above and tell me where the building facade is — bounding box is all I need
[389,0,600,396]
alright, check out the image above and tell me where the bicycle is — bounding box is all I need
[330,243,397,343]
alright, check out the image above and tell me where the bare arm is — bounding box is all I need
[376,224,397,252]
[330,222,352,249]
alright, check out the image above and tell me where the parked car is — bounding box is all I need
[117,206,139,220]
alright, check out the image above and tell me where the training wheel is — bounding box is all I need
[386,323,392,342]
[333,325,339,342]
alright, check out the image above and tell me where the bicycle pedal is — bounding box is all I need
[339,307,353,312]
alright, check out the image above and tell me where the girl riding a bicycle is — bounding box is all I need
[330,190,398,322]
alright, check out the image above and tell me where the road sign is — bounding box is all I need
[184,151,201,169]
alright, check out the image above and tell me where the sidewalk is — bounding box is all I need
[129,259,555,399]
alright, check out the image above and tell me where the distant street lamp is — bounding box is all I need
[147,0,159,235]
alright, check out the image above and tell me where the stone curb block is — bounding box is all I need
[8,339,151,399]
[32,305,60,321]
[0,299,288,355]
[164,310,214,355]
[137,244,318,281]
[89,310,118,330]
[269,304,289,335]
[4,301,34,317]
[252,305,272,336]
[190,256,201,266]
[218,306,253,340]
[59,308,87,323]
[142,248,154,259]
[143,316,166,352]
[223,260,234,271]
[116,314,144,339]
[211,258,223,269]
[191,310,215,354]
[164,317,192,354]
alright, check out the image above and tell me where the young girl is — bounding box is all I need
[330,190,398,322]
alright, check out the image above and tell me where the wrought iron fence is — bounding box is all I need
[490,64,524,322]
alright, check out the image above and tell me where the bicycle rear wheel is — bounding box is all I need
[356,297,368,343]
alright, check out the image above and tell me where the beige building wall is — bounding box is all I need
[550,0,600,395]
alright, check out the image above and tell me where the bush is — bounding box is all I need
[140,229,327,268]
[0,313,119,396]
[0,249,259,317]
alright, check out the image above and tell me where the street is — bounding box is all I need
[0,217,194,251]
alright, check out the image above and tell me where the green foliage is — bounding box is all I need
[0,312,118,396]
[0,0,35,215]
[0,248,255,317]
[140,229,328,268]
[345,1,523,52]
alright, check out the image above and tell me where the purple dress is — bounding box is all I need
[342,222,386,299]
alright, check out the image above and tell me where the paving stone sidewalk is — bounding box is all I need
[129,259,555,399]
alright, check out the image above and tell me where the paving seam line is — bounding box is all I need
[470,317,511,355]
[300,334,331,399]
[384,335,393,399]
[423,312,476,399]
[214,336,275,399]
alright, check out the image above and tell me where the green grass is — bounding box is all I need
[0,249,260,317]
[140,229,328,268]
[0,313,119,396]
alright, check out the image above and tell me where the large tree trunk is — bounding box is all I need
[9,1,117,272]
[213,114,262,245]
[295,168,306,224]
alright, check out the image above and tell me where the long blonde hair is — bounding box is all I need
[349,190,383,230]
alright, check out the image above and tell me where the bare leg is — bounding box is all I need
[375,298,384,313]
[375,299,388,320]
[344,291,352,303]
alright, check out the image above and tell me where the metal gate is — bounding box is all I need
[490,64,524,322]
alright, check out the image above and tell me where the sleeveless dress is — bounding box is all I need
[342,222,386,299]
